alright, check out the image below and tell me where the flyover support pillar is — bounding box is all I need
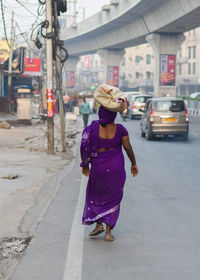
[146,33,185,97]
[98,49,125,87]
[63,56,80,90]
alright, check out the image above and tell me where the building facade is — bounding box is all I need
[120,44,154,93]
[120,27,200,96]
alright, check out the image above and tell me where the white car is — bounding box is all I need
[190,92,200,99]
[128,95,152,119]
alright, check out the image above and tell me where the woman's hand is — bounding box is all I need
[131,164,138,177]
[82,167,90,177]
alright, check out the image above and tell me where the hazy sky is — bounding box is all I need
[0,0,109,42]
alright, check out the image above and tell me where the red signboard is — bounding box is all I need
[24,58,41,72]
[84,56,90,68]
[66,71,75,88]
[47,88,53,117]
[160,55,176,86]
[107,66,119,87]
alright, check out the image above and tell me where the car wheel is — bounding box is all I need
[146,127,153,141]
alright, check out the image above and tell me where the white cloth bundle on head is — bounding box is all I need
[94,84,126,113]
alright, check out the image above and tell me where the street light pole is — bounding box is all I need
[46,0,54,154]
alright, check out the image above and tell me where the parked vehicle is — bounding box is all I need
[190,92,200,99]
[140,97,189,140]
[128,95,152,119]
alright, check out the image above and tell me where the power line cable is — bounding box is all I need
[15,21,39,55]
[0,0,11,48]
[4,4,37,18]
[14,0,37,17]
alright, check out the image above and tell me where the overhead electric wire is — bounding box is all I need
[4,4,36,18]
[0,0,11,48]
[14,0,37,17]
[15,21,39,55]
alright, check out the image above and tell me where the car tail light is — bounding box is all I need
[185,109,189,123]
[132,103,136,110]
[149,109,154,122]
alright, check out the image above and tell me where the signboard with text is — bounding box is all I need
[24,58,41,76]
[66,71,75,88]
[107,66,119,87]
[160,55,176,86]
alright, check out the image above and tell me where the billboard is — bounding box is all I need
[160,55,176,86]
[66,71,75,88]
[107,66,119,87]
[24,58,41,72]
[84,56,90,68]
[23,58,41,76]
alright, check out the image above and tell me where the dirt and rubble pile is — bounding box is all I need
[0,121,11,129]
[17,125,80,152]
[0,237,31,260]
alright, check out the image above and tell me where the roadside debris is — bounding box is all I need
[17,126,80,152]
[0,237,31,259]
[2,174,19,180]
[0,121,11,129]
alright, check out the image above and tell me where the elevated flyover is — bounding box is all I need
[61,0,200,56]
[61,0,200,96]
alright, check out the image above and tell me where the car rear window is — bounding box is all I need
[155,101,185,112]
[135,96,151,103]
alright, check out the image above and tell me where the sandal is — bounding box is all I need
[89,225,105,236]
[105,233,116,242]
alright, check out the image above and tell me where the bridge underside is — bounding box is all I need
[62,0,200,56]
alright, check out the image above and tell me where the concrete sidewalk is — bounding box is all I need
[0,114,81,279]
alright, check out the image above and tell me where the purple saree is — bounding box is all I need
[80,106,128,229]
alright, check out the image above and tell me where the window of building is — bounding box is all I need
[188,63,191,74]
[193,62,196,74]
[188,47,191,59]
[135,56,140,63]
[146,71,151,79]
[178,64,182,75]
[178,48,182,58]
[193,46,196,59]
[135,72,140,79]
[146,54,151,64]
[121,57,126,66]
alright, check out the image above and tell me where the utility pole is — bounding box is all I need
[54,1,66,152]
[46,0,54,154]
[7,11,14,113]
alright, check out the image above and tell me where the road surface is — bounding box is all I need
[10,116,200,280]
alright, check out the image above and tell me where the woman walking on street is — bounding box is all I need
[80,97,91,128]
[80,106,138,242]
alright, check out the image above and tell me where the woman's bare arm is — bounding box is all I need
[122,136,138,177]
[122,136,136,165]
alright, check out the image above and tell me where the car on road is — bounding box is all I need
[140,97,189,140]
[190,92,200,99]
[128,94,152,119]
[124,91,141,103]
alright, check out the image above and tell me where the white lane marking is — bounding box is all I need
[63,175,87,280]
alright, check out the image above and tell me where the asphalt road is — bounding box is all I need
[10,115,200,280]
